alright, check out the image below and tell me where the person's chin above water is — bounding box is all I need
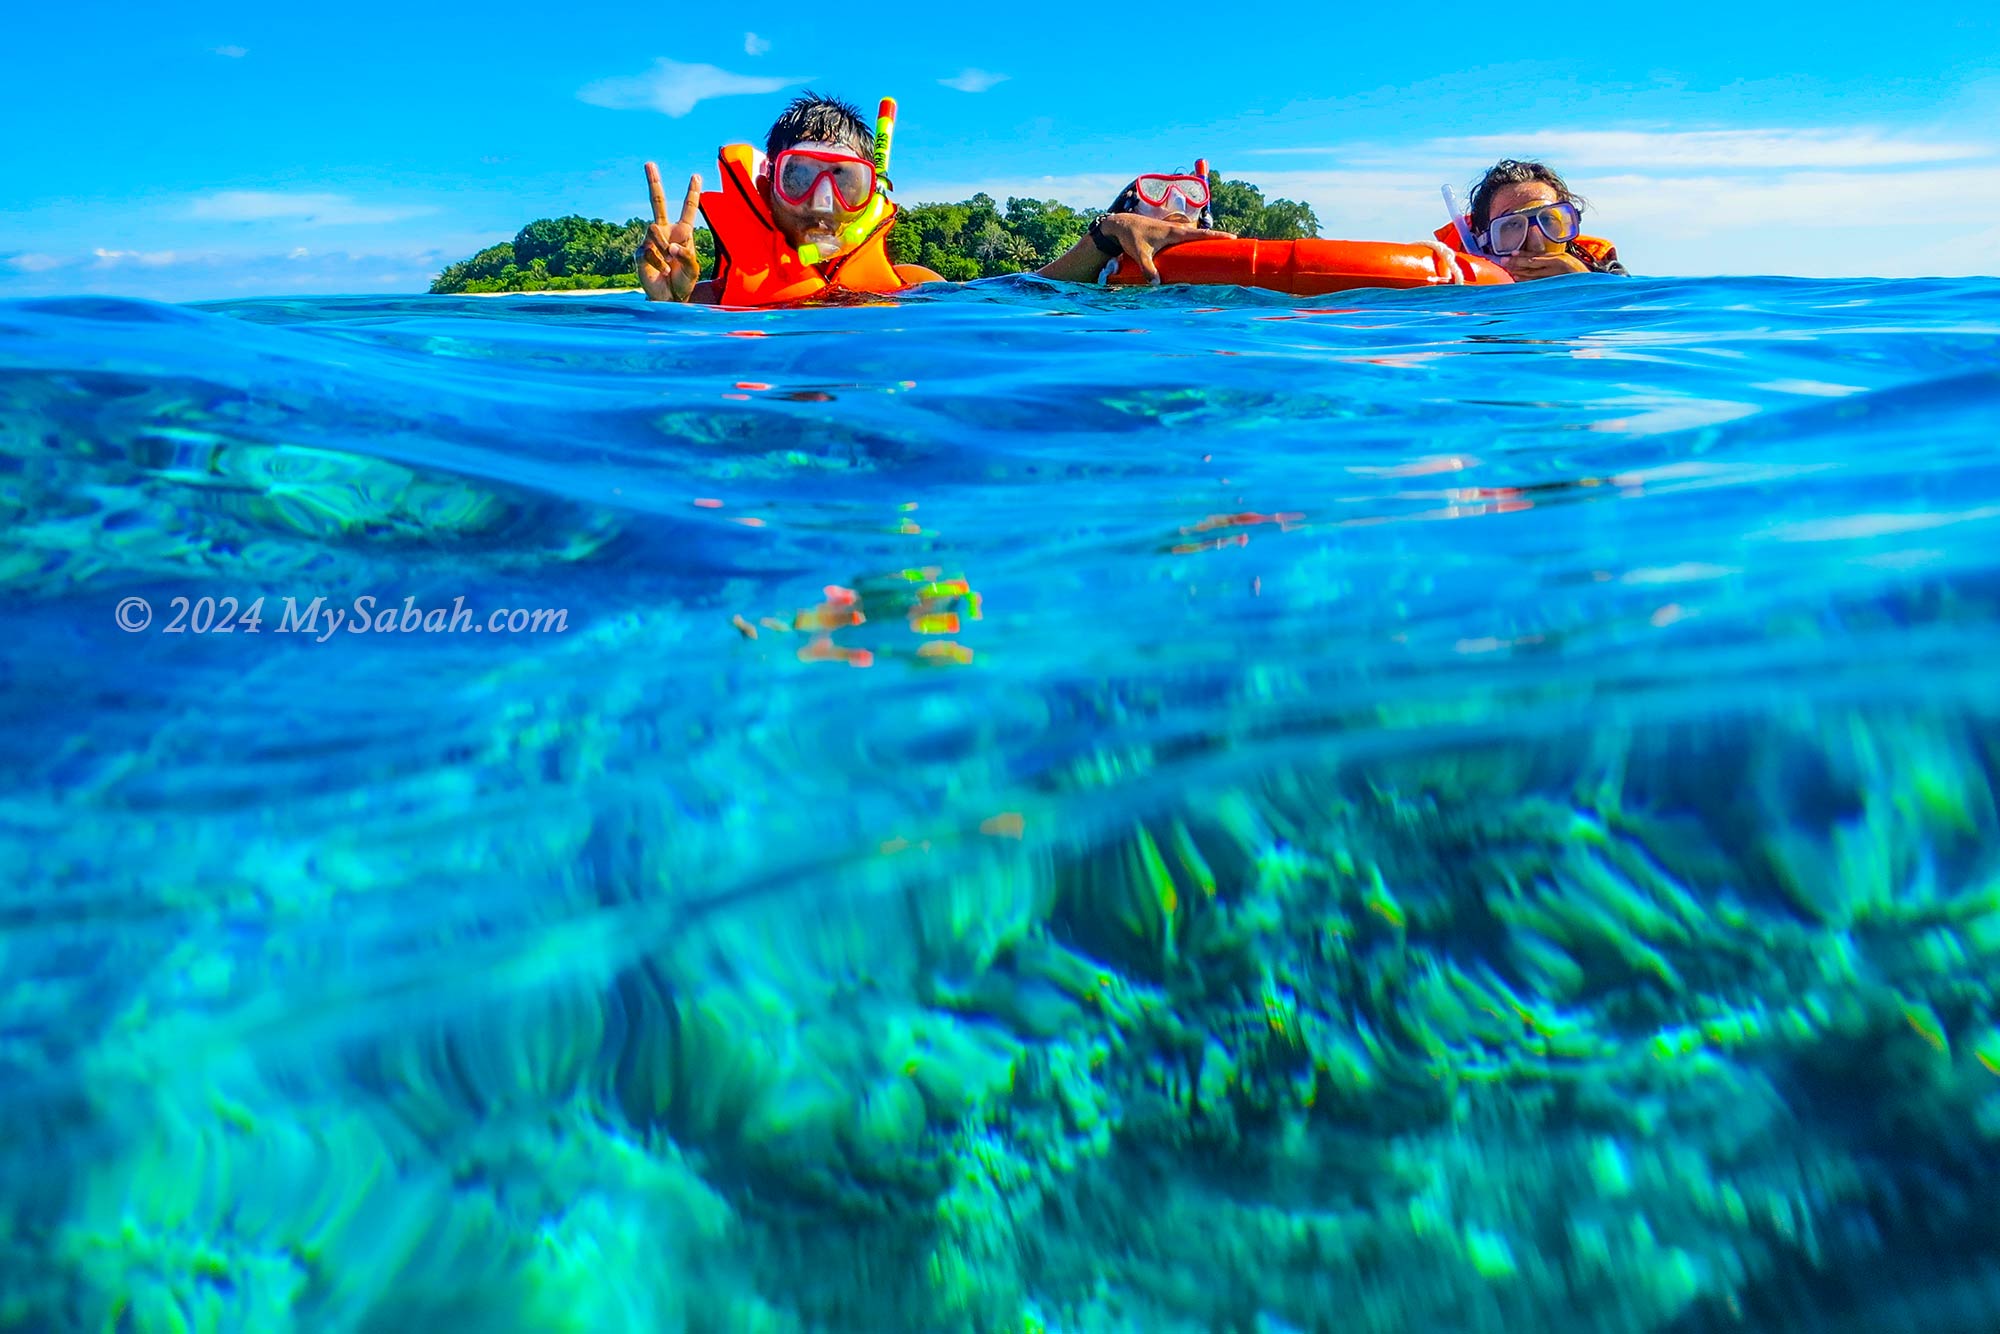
[771,197,846,253]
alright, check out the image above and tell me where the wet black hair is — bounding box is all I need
[765,92,874,160]
[1106,168,1215,229]
[1468,159,1588,233]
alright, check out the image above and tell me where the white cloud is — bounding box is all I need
[288,247,310,259]
[744,32,771,55]
[4,253,65,273]
[186,191,437,225]
[1215,161,2000,275]
[577,59,809,118]
[1577,165,2000,231]
[92,249,180,267]
[1422,128,1990,170]
[1038,121,2000,276]
[0,246,457,300]
[213,45,248,58]
[1900,220,2000,276]
[939,69,1008,94]
[1252,127,1992,172]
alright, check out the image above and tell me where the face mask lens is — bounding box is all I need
[1136,175,1208,209]
[777,156,821,202]
[1488,213,1531,255]
[1539,203,1580,242]
[776,152,874,209]
[828,160,874,209]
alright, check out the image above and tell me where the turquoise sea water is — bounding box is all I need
[4,274,2000,1333]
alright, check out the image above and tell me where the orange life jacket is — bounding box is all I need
[699,144,909,306]
[1432,221,1622,273]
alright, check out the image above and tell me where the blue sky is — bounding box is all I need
[4,1,1997,299]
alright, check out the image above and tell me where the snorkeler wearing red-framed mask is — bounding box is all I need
[1112,169,1216,228]
[638,92,937,305]
[639,91,942,305]
[1035,160,1236,284]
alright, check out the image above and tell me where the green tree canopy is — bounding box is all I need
[430,214,715,294]
[1004,197,1090,265]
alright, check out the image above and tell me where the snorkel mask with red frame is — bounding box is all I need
[1112,160,1215,227]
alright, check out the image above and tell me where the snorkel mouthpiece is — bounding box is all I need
[793,196,888,266]
[796,96,898,267]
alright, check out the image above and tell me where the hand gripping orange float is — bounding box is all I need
[1099,159,1512,294]
[1101,237,1512,293]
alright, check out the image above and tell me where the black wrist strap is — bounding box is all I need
[1089,215,1123,257]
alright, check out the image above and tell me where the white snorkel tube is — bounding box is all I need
[1441,184,1485,256]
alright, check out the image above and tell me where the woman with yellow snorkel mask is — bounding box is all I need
[1434,159,1628,281]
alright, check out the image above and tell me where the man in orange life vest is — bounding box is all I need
[1434,159,1627,282]
[638,93,1230,304]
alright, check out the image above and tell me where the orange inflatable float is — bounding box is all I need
[1100,238,1512,294]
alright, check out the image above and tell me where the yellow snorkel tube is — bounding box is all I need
[796,96,896,266]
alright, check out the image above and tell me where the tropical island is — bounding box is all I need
[427,174,1320,294]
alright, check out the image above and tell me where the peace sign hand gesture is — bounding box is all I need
[638,162,703,302]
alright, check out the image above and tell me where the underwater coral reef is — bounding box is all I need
[10,698,2000,1333]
